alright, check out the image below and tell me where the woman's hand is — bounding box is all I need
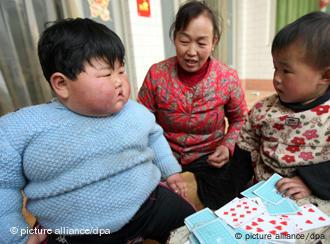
[207,145,230,168]
[166,173,187,198]
[276,176,311,200]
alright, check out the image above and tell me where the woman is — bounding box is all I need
[138,1,248,209]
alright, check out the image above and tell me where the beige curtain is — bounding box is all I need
[205,0,228,63]
[0,0,54,116]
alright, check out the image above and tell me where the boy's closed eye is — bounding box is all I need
[180,40,189,45]
[96,74,111,78]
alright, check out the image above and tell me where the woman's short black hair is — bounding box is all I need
[169,0,221,45]
[38,18,125,83]
[272,12,330,70]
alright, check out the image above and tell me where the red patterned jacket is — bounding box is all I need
[138,57,247,165]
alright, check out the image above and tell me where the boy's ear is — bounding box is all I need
[322,66,330,82]
[50,72,70,99]
[321,67,330,83]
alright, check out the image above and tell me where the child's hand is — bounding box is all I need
[276,176,311,200]
[26,233,47,244]
[207,145,230,168]
[166,173,187,198]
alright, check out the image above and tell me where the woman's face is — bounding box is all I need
[174,14,216,73]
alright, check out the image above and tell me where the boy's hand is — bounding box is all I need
[207,145,230,168]
[276,176,311,200]
[27,233,47,244]
[166,173,187,198]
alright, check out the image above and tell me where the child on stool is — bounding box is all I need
[0,18,194,244]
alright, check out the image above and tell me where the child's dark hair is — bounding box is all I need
[169,0,221,45]
[38,18,125,83]
[272,12,330,70]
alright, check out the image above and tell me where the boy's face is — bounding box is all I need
[64,58,130,116]
[272,43,328,104]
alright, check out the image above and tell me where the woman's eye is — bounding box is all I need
[103,73,111,77]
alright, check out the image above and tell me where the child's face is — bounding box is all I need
[272,43,327,104]
[64,58,130,116]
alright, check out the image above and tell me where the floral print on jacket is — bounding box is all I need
[238,94,330,180]
[138,57,247,165]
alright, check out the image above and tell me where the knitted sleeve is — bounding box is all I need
[222,70,248,155]
[148,122,182,179]
[0,129,29,244]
